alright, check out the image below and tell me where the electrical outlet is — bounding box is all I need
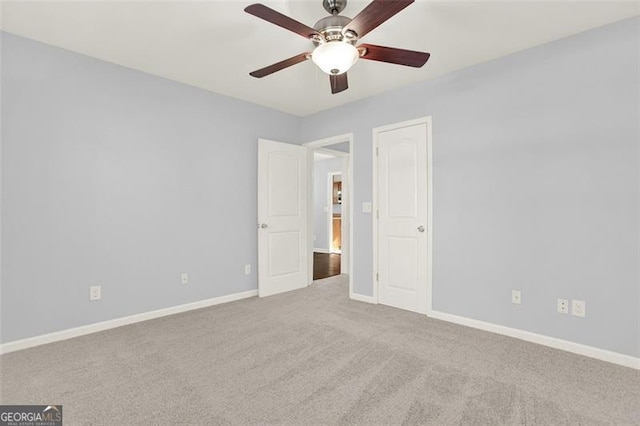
[244,264,251,275]
[181,272,188,285]
[89,285,101,301]
[511,290,521,305]
[557,298,569,314]
[572,300,586,317]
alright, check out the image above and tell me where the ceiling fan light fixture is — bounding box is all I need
[311,41,359,75]
[245,0,430,94]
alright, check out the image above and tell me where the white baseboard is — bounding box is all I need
[313,248,330,254]
[427,309,640,370]
[0,289,258,355]
[350,292,376,304]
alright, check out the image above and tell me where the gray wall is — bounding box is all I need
[0,32,300,343]
[313,157,343,251]
[301,18,640,357]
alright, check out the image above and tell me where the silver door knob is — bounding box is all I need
[417,226,425,233]
[260,223,268,229]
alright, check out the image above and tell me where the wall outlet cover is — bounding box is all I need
[89,285,101,301]
[572,300,586,317]
[181,273,188,285]
[244,264,251,275]
[557,298,569,314]
[511,290,521,305]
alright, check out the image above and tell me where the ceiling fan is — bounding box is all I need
[245,0,430,94]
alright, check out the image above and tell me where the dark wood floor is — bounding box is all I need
[313,252,341,280]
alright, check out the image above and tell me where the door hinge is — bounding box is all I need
[376,147,379,156]
[376,210,379,219]
[376,272,379,281]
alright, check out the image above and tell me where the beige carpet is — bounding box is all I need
[1,275,639,425]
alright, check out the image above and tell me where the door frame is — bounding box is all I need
[304,133,354,297]
[327,171,342,254]
[372,117,434,314]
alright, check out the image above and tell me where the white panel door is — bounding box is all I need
[377,123,428,314]
[258,139,308,297]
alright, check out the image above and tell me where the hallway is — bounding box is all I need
[313,252,341,280]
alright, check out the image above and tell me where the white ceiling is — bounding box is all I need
[1,1,638,116]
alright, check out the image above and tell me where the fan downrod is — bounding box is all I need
[323,0,347,15]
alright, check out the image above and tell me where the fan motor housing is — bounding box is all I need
[313,15,354,45]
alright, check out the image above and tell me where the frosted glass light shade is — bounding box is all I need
[311,41,359,75]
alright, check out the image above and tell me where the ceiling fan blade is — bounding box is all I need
[245,4,320,40]
[249,52,311,78]
[343,0,414,39]
[330,73,348,94]
[358,44,430,68]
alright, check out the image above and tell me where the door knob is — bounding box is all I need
[260,223,268,229]
[417,226,425,233]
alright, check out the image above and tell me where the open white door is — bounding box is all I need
[258,139,308,297]
[375,120,430,314]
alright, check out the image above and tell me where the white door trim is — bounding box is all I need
[372,117,433,314]
[304,133,354,298]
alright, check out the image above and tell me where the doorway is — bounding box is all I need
[312,169,343,280]
[328,172,342,254]
[304,135,353,293]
